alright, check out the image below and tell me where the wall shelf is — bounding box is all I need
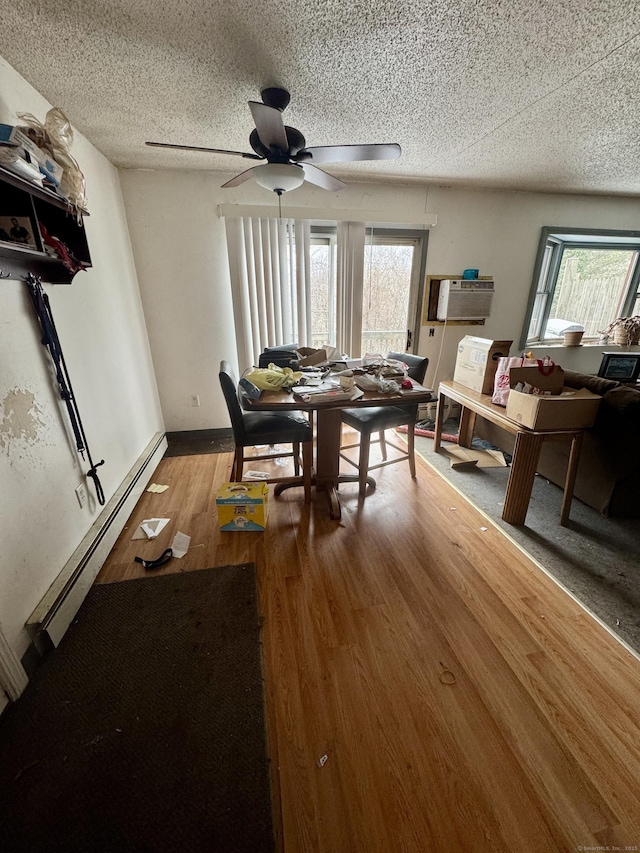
[0,164,91,284]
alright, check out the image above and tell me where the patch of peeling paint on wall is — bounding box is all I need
[0,389,47,458]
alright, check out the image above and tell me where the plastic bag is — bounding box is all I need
[18,108,88,219]
[355,373,400,393]
[491,357,538,406]
[361,355,406,377]
[244,364,302,390]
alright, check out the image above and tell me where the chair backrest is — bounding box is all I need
[387,351,429,384]
[219,361,245,443]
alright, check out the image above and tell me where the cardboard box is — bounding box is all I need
[296,345,342,367]
[216,482,268,531]
[506,387,601,430]
[453,336,512,395]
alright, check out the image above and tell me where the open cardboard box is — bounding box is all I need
[506,386,602,430]
[296,345,342,367]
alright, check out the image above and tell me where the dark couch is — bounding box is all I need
[475,370,640,518]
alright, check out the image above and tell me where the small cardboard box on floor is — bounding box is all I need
[506,386,602,430]
[453,337,513,395]
[216,482,268,531]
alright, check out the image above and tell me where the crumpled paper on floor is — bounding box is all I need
[131,518,170,540]
[170,531,191,558]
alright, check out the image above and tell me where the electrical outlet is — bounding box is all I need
[191,395,200,407]
[429,327,435,337]
[75,483,87,508]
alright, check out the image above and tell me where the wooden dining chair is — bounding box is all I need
[219,361,313,502]
[339,352,430,496]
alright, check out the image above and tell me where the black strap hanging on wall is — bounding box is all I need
[25,273,106,505]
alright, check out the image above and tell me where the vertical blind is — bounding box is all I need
[225,216,365,370]
[336,221,365,358]
[224,217,301,371]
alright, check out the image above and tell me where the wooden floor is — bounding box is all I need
[97,439,640,852]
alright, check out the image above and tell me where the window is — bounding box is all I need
[309,227,427,355]
[309,232,336,347]
[524,227,640,346]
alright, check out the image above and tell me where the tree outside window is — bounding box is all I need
[308,228,425,355]
[524,228,640,346]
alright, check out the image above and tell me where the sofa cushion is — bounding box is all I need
[563,370,620,396]
[601,384,640,416]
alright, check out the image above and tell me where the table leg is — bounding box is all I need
[315,408,342,489]
[275,407,375,520]
[458,407,476,448]
[560,431,583,526]
[433,391,446,452]
[503,431,543,525]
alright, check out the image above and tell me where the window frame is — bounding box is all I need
[522,226,640,349]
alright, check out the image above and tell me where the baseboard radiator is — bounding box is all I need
[27,432,168,655]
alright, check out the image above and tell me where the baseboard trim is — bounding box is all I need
[27,432,168,654]
[0,623,29,701]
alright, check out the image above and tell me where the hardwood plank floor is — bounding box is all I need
[97,441,640,852]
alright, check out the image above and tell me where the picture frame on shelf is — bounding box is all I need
[597,352,640,383]
[0,216,37,249]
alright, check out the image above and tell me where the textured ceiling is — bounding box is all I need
[2,0,640,196]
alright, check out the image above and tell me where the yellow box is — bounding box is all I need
[453,336,512,395]
[216,482,269,531]
[505,387,601,430]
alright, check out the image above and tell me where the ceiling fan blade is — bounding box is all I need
[249,102,289,152]
[296,143,401,164]
[146,141,262,160]
[221,167,259,188]
[300,163,347,192]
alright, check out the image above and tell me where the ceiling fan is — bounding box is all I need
[146,87,401,195]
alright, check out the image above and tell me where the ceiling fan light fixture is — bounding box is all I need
[253,163,304,194]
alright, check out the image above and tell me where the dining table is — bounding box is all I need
[240,379,434,520]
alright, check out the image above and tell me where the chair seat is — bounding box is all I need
[339,351,429,498]
[241,410,312,447]
[341,405,416,434]
[219,360,313,503]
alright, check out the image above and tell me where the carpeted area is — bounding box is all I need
[410,427,640,655]
[0,565,274,853]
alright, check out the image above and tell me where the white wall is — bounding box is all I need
[119,174,438,430]
[421,186,640,387]
[0,57,164,659]
[119,171,239,432]
[121,171,640,429]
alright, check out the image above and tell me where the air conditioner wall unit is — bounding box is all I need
[436,279,494,321]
